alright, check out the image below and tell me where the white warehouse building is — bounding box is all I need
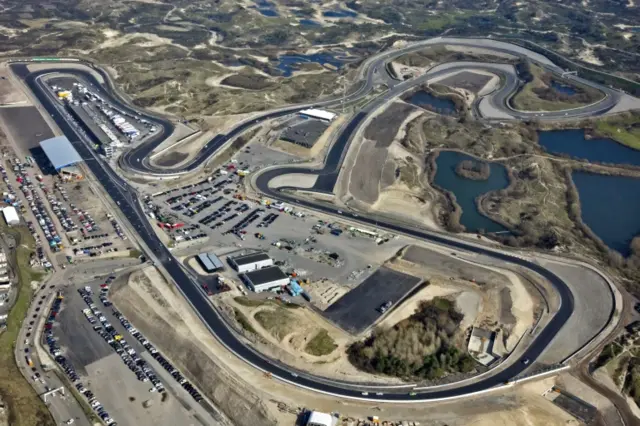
[229,252,273,273]
[2,206,19,226]
[299,108,336,122]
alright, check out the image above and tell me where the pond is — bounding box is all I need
[253,0,279,16]
[258,8,278,16]
[276,53,344,77]
[433,151,509,233]
[538,129,640,166]
[550,80,577,95]
[299,19,321,26]
[407,91,457,115]
[572,171,640,256]
[323,9,357,18]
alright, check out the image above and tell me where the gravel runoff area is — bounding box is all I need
[348,139,388,205]
[55,277,218,426]
[435,71,493,94]
[363,102,417,149]
[0,106,55,150]
[324,266,421,334]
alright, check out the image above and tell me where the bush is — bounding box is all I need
[348,298,475,380]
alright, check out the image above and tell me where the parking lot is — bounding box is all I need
[49,276,219,426]
[148,173,406,289]
[324,267,422,334]
[0,106,55,150]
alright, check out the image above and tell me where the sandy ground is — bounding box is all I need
[378,278,477,329]
[370,185,442,230]
[267,173,318,189]
[221,295,406,384]
[149,121,198,156]
[389,245,535,354]
[96,29,190,52]
[110,266,579,426]
[0,65,30,105]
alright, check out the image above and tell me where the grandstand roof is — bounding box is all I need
[39,136,82,170]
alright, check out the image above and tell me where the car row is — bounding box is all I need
[12,158,64,254]
[78,287,164,392]
[44,291,118,426]
[112,310,204,403]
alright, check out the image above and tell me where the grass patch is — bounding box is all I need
[304,330,337,356]
[511,63,603,111]
[0,226,54,426]
[234,296,301,309]
[234,308,256,334]
[595,118,640,150]
[254,309,291,341]
[128,249,142,258]
[234,297,266,307]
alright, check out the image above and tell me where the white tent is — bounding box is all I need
[2,206,19,226]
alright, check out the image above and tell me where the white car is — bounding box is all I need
[65,420,74,425]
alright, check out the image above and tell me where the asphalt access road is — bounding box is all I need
[15,67,579,401]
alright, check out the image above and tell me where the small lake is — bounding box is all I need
[323,9,357,18]
[258,8,279,17]
[253,0,278,16]
[538,129,640,166]
[276,53,344,77]
[299,19,321,26]
[551,80,577,95]
[407,91,457,115]
[572,171,640,256]
[434,151,509,233]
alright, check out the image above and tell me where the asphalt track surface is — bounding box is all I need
[109,36,617,176]
[10,35,623,400]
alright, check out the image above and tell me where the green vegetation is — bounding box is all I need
[220,74,274,91]
[594,113,640,150]
[234,297,266,307]
[348,298,476,380]
[0,226,54,426]
[254,309,291,341]
[304,330,338,356]
[234,308,256,334]
[594,334,640,406]
[128,249,142,258]
[511,63,604,112]
[455,159,490,181]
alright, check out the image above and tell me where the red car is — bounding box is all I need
[100,284,108,288]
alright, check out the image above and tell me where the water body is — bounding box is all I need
[434,151,509,233]
[572,171,640,256]
[276,53,344,77]
[299,19,321,26]
[323,9,357,18]
[407,91,457,115]
[551,80,577,95]
[538,129,640,166]
[258,8,279,16]
[252,0,278,16]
